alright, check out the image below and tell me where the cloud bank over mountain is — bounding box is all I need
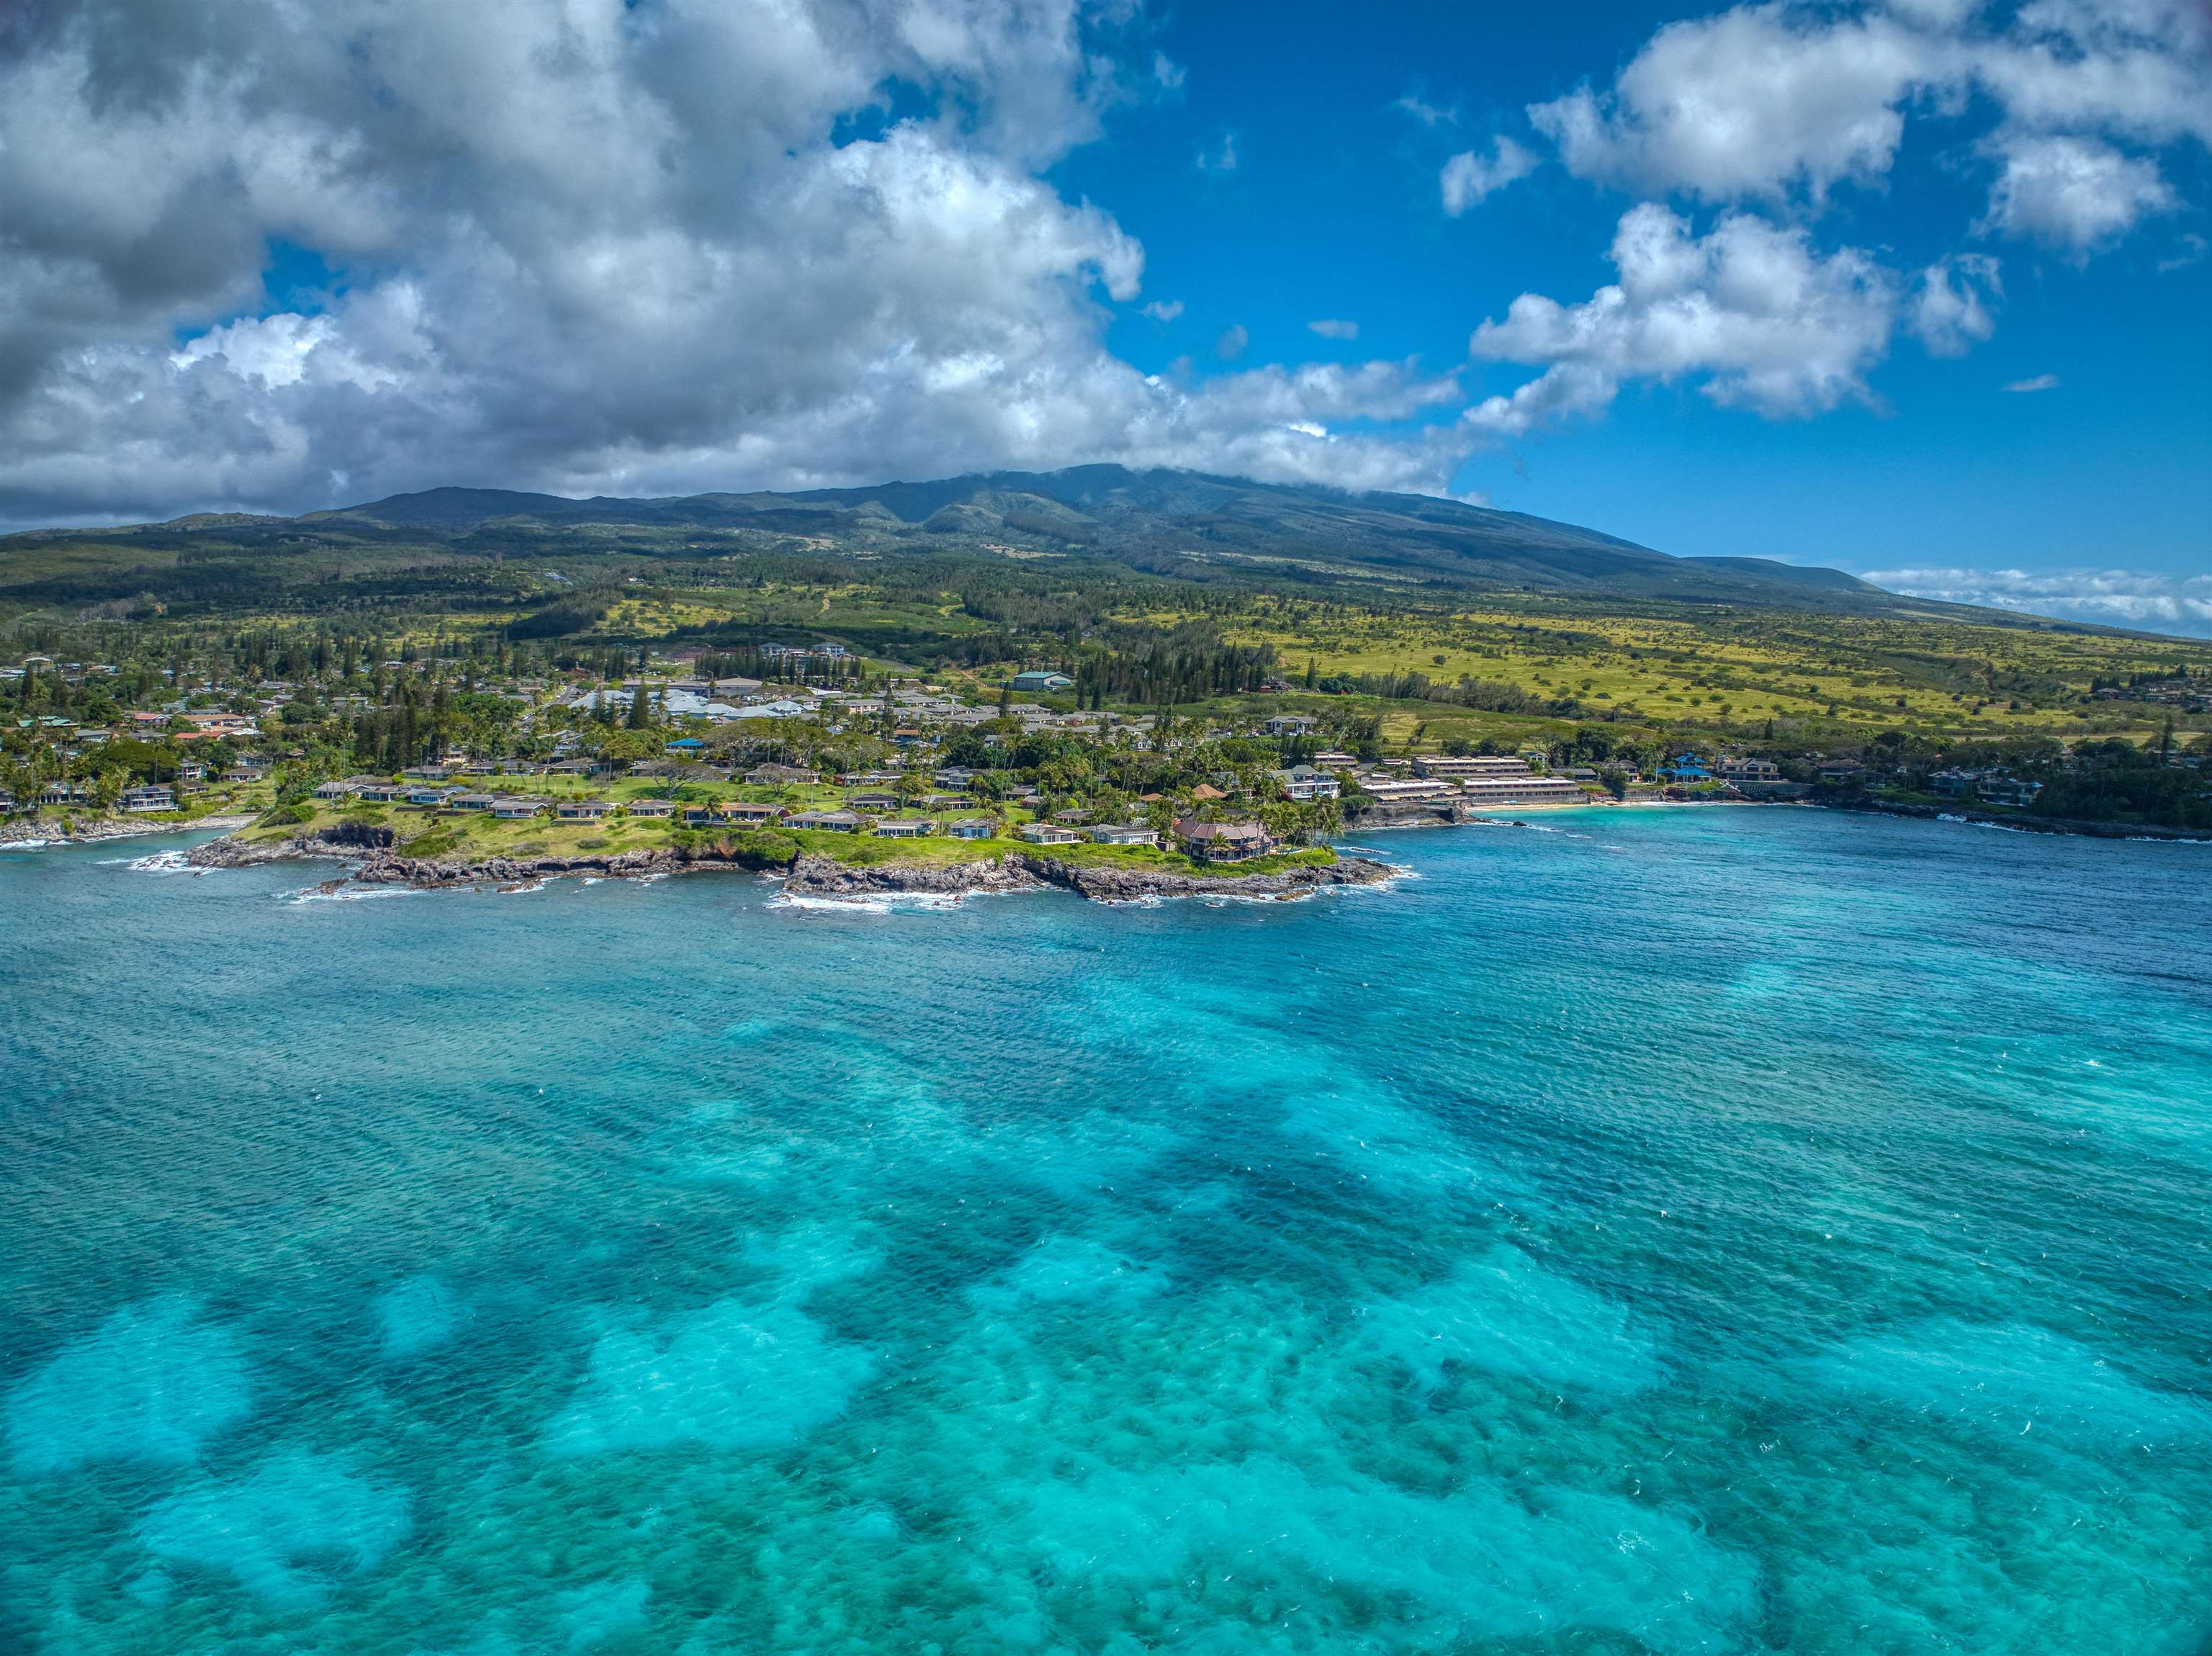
[0,0,2203,528]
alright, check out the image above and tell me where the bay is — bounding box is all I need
[3,807,2210,1653]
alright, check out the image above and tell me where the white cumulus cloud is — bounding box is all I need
[1308,318,1359,341]
[1529,0,2208,256]
[1909,255,2000,357]
[0,0,1466,526]
[1980,133,2178,253]
[1465,204,1899,436]
[1439,138,1539,215]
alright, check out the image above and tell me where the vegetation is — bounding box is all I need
[6,468,2209,842]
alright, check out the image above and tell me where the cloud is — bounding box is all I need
[1151,52,1185,91]
[1980,134,2177,253]
[1140,300,1184,322]
[1465,204,1898,436]
[1861,565,2212,635]
[1910,254,2000,357]
[0,0,1473,526]
[1196,132,1239,173]
[2002,372,2059,392]
[1308,318,1359,341]
[1529,0,2210,223]
[1529,6,1939,202]
[1395,92,1457,127]
[1439,137,1539,215]
[1215,323,1250,361]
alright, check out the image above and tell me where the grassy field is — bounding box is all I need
[1202,596,2212,742]
[233,801,1332,878]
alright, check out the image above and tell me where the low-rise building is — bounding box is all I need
[1009,670,1074,693]
[719,801,783,824]
[1413,755,1530,778]
[1263,714,1318,737]
[119,785,177,814]
[492,797,544,819]
[873,818,937,839]
[1976,775,2042,809]
[1277,765,1340,801]
[946,819,995,840]
[1174,818,1273,861]
[554,799,613,820]
[1088,823,1156,846]
[788,809,863,832]
[1717,757,1782,781]
[1357,778,1455,804]
[1460,776,1588,806]
[1017,822,1083,845]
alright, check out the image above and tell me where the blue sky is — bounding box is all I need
[1060,0,2210,588]
[0,0,2206,627]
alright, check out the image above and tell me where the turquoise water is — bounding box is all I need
[4,809,2211,1654]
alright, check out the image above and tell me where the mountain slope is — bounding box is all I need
[312,467,1900,612]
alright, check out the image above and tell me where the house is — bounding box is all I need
[1017,822,1083,845]
[873,818,937,839]
[40,780,89,805]
[1174,818,1274,861]
[1816,760,1866,783]
[355,783,407,804]
[720,801,783,824]
[492,798,544,819]
[1009,670,1074,693]
[1262,714,1318,737]
[555,799,613,821]
[1716,757,1782,781]
[788,809,863,832]
[222,764,268,783]
[119,785,177,814]
[681,806,720,825]
[1051,807,1091,824]
[1089,823,1156,846]
[448,792,499,811]
[848,791,902,811]
[1277,765,1340,801]
[1928,768,1987,798]
[403,786,454,806]
[1189,783,1227,802]
[934,767,981,788]
[1664,755,1713,782]
[946,819,995,840]
[626,798,678,818]
[313,779,361,801]
[1976,775,2042,809]
[1311,750,1358,768]
[665,737,706,756]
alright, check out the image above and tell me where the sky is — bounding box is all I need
[0,0,2207,631]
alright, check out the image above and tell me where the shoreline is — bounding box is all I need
[1,812,254,848]
[183,826,1401,904]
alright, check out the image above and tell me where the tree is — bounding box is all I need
[628,681,652,730]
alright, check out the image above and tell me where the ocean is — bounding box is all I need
[3,807,2210,1654]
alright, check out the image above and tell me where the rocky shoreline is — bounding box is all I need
[183,826,1400,903]
[1,811,253,847]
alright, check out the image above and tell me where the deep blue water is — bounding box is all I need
[3,808,2211,1654]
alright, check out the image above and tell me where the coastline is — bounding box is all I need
[1,811,254,847]
[183,825,1400,904]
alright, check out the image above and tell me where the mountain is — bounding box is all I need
[309,467,1902,611]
